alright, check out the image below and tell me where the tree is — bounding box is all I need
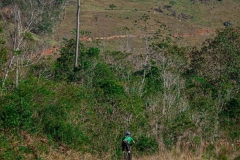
[0,0,67,33]
[109,4,116,10]
[185,27,240,140]
[75,0,81,69]
[1,0,67,87]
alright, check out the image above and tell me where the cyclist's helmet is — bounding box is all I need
[126,131,131,135]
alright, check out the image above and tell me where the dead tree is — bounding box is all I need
[2,0,67,87]
[74,0,81,69]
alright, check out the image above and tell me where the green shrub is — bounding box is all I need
[109,4,116,10]
[28,62,54,79]
[0,132,29,160]
[204,144,216,159]
[162,112,196,149]
[55,38,100,84]
[41,104,89,148]
[97,80,125,97]
[85,47,100,58]
[217,147,228,160]
[144,64,163,94]
[169,1,176,6]
[55,38,78,81]
[0,103,34,130]
[219,97,240,139]
[162,135,173,150]
[135,135,158,154]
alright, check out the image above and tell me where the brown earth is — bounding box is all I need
[43,28,215,55]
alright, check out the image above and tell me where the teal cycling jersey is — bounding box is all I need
[123,136,135,144]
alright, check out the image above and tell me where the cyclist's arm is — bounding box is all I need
[131,137,135,145]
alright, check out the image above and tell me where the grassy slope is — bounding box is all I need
[1,1,240,159]
[55,0,240,47]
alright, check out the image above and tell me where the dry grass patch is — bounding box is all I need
[55,0,240,48]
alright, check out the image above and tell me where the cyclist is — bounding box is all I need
[122,131,135,160]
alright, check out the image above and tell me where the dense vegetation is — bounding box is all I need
[0,26,239,159]
[0,1,239,159]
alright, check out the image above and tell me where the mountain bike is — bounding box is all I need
[122,151,131,160]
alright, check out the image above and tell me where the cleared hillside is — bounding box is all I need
[55,0,240,47]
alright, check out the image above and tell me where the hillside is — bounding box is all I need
[55,0,240,47]
[0,0,240,160]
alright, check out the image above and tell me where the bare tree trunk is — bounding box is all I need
[16,56,19,87]
[162,55,166,115]
[5,5,34,87]
[74,0,81,69]
[2,0,67,87]
[141,35,149,85]
[2,56,15,87]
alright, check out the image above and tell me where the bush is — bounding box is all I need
[219,97,240,139]
[97,80,125,97]
[0,78,89,150]
[41,105,88,148]
[135,135,158,154]
[55,38,100,84]
[109,4,116,10]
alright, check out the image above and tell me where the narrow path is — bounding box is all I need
[173,29,215,37]
[42,29,215,55]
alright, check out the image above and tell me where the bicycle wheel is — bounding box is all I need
[122,151,129,160]
[126,152,131,160]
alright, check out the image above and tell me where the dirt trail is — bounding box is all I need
[42,29,215,55]
[173,29,215,37]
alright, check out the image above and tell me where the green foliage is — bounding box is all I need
[190,27,240,93]
[203,144,217,160]
[36,20,53,33]
[23,32,34,41]
[0,132,12,159]
[219,97,240,139]
[89,62,127,102]
[0,78,88,150]
[28,61,54,79]
[0,46,7,68]
[163,112,196,149]
[85,47,100,58]
[41,104,88,147]
[221,98,240,122]
[13,50,22,56]
[0,103,33,130]
[55,38,100,83]
[0,79,51,131]
[54,38,78,81]
[96,80,125,97]
[169,1,176,6]
[1,25,240,159]
[109,4,116,10]
[171,113,196,134]
[144,64,163,94]
[193,136,201,146]
[185,27,240,140]
[0,129,52,159]
[0,26,6,69]
[217,147,229,160]
[135,135,158,154]
[93,63,114,81]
